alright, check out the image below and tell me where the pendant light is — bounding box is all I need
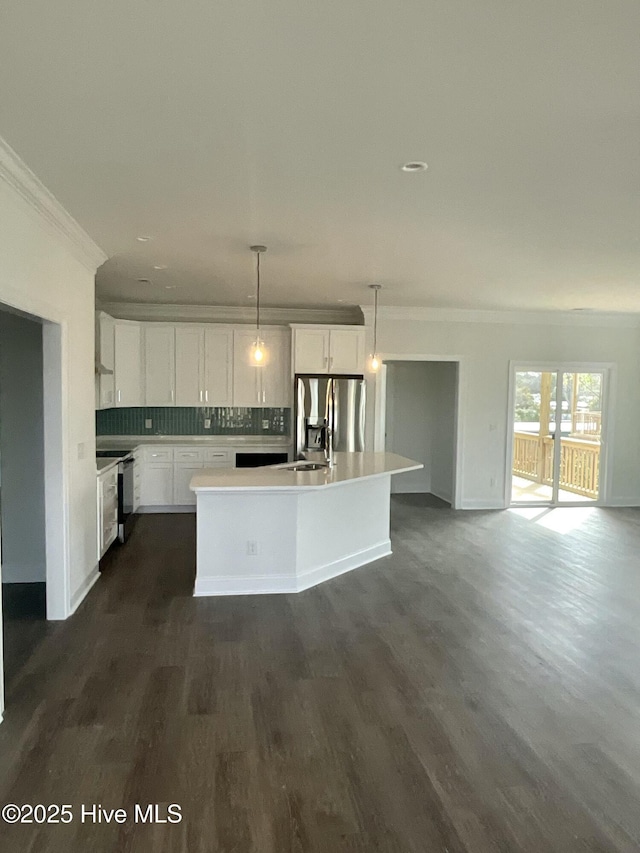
[250,245,267,366]
[368,284,382,371]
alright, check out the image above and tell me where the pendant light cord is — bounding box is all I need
[256,251,261,333]
[373,285,378,353]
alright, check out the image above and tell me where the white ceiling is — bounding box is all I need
[1,1,639,311]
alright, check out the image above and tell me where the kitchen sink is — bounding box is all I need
[288,462,329,471]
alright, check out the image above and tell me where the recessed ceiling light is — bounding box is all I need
[153,264,168,270]
[401,161,428,172]
[137,278,152,284]
[136,235,152,242]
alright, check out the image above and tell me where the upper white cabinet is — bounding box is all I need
[143,325,175,406]
[292,326,365,375]
[98,314,290,409]
[328,328,366,374]
[293,328,329,373]
[233,329,290,407]
[233,330,261,406]
[96,312,116,409]
[175,326,202,406]
[260,329,290,406]
[174,326,233,406]
[114,320,142,407]
[203,328,233,406]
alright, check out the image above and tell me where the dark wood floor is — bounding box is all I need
[2,581,50,686]
[1,500,640,851]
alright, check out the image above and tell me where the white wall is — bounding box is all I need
[385,362,433,493]
[0,138,106,634]
[0,311,46,582]
[365,309,640,509]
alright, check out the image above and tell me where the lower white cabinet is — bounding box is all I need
[173,462,202,505]
[138,445,234,511]
[97,467,118,558]
[140,462,173,506]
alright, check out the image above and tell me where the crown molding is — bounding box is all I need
[97,301,363,325]
[359,304,640,328]
[0,134,107,272]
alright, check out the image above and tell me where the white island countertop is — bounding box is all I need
[190,452,422,493]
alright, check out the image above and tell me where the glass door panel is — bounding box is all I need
[556,372,603,503]
[511,371,557,504]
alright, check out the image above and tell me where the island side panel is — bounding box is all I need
[194,491,298,595]
[295,474,392,591]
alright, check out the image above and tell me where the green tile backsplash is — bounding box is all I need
[96,407,290,436]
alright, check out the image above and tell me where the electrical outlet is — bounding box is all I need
[246,540,258,556]
[204,418,211,429]
[145,419,152,429]
[261,419,269,430]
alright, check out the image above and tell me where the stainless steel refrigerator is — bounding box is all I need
[294,374,366,459]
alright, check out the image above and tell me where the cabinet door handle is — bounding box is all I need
[170,389,174,402]
[117,389,121,403]
[262,390,266,403]
[205,390,209,403]
[199,390,203,403]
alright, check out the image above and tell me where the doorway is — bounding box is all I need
[382,360,458,505]
[509,366,609,506]
[0,309,51,687]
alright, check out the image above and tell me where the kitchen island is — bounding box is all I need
[191,452,422,596]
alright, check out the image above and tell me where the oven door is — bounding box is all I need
[118,457,136,543]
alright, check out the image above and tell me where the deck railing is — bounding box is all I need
[513,432,600,499]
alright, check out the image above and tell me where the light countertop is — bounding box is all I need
[96,435,291,449]
[96,458,120,474]
[190,452,422,493]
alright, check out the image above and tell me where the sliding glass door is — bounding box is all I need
[511,369,605,505]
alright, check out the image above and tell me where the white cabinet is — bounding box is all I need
[96,312,116,409]
[203,327,233,406]
[233,329,290,407]
[175,326,203,406]
[327,328,366,374]
[293,328,330,373]
[143,325,175,406]
[114,321,143,407]
[97,466,118,558]
[260,329,291,406]
[175,326,233,406]
[292,326,365,375]
[138,444,233,510]
[133,453,142,512]
[233,330,261,406]
[140,463,173,506]
[174,462,202,505]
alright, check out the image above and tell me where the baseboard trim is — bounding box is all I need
[194,540,392,597]
[297,540,392,592]
[69,564,100,615]
[429,487,453,505]
[459,499,503,510]
[605,498,640,507]
[138,505,196,514]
